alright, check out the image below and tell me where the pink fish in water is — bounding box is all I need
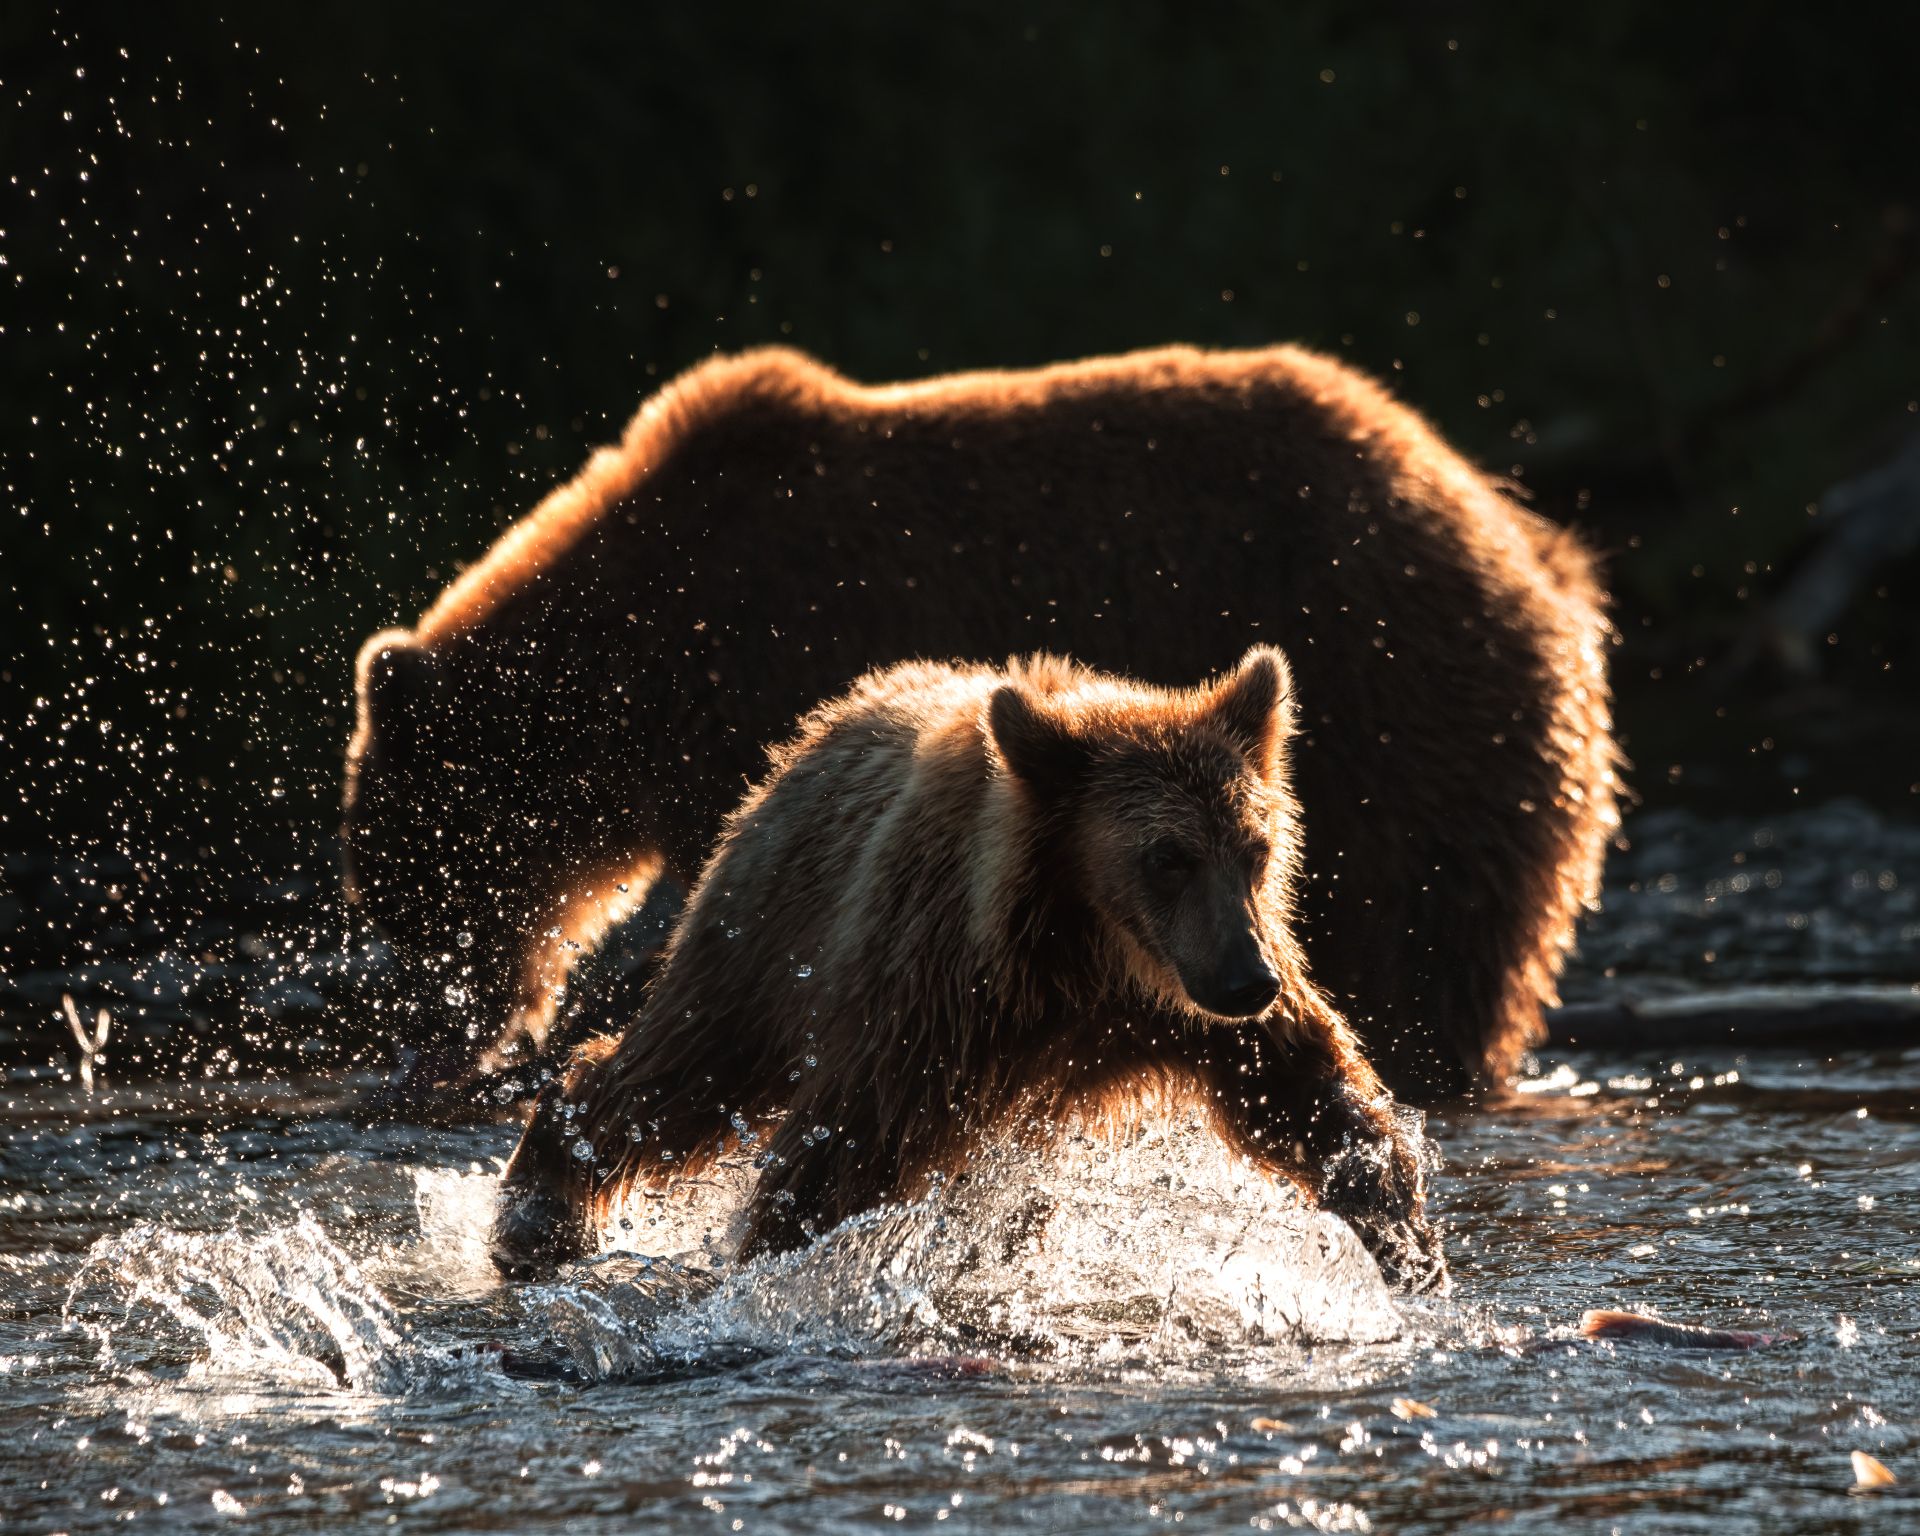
[1580,1308,1801,1350]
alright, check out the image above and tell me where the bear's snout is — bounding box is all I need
[1187,938,1281,1020]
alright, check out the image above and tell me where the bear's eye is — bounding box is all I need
[1142,841,1196,882]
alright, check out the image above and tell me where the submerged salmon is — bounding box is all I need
[1851,1450,1897,1488]
[1580,1308,1801,1350]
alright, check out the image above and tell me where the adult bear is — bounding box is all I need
[343,345,1616,1107]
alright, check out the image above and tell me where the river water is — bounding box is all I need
[5,803,1919,1530]
[5,1035,1917,1534]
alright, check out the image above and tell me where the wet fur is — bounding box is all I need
[492,651,1444,1290]
[344,344,1618,1104]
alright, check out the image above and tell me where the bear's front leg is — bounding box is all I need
[1308,1082,1449,1295]
[1202,1022,1448,1293]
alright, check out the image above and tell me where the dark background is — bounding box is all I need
[4,2,1918,914]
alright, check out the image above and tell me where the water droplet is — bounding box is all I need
[456,930,474,949]
[794,963,814,980]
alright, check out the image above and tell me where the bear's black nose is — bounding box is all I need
[1212,964,1281,1019]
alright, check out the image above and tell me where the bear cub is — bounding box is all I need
[491,647,1446,1291]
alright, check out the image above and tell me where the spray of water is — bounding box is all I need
[531,1111,1405,1380]
[64,1214,417,1393]
[64,1110,1408,1394]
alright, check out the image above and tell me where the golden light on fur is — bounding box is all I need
[343,344,1617,1107]
[492,650,1445,1291]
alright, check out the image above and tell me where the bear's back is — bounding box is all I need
[409,342,1560,658]
[655,660,1015,1046]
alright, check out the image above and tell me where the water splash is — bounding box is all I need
[406,1162,509,1298]
[528,1112,1404,1380]
[63,1213,468,1394]
[58,1112,1407,1395]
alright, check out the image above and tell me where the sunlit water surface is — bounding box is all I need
[4,1047,1918,1534]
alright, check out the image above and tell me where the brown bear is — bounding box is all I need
[343,344,1617,1108]
[489,647,1446,1291]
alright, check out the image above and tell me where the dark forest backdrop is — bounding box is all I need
[4,3,1918,901]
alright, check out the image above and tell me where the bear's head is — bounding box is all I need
[989,645,1310,1024]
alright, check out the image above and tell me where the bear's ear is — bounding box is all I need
[1207,646,1293,769]
[354,629,442,747]
[989,685,1090,791]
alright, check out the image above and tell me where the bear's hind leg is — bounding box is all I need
[491,1036,622,1277]
[492,1023,780,1277]
[735,1086,898,1262]
[485,851,675,1078]
[360,848,677,1123]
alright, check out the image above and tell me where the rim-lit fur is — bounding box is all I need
[344,344,1618,1104]
[494,650,1441,1286]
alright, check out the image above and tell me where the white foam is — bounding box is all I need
[65,1112,1405,1392]
[533,1112,1403,1378]
[66,1214,421,1393]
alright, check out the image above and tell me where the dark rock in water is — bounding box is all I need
[1539,801,1920,1049]
[1548,985,1920,1050]
[483,1342,587,1383]
[1561,801,1920,1002]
